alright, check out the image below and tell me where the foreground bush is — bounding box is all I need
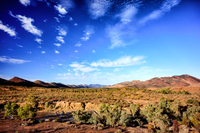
[99,103,122,127]
[17,104,36,120]
[4,102,19,117]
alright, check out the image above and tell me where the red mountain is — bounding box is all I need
[108,75,200,89]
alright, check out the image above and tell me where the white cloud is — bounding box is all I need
[54,43,61,47]
[0,56,31,64]
[139,0,181,25]
[41,51,45,53]
[74,23,77,26]
[16,44,23,47]
[54,4,68,15]
[37,46,42,48]
[58,28,67,36]
[70,62,99,73]
[0,20,17,37]
[56,36,65,43]
[55,50,59,54]
[81,25,95,41]
[91,56,146,67]
[35,38,42,44]
[74,50,78,53]
[43,19,47,22]
[92,50,95,53]
[114,68,123,72]
[69,17,73,21]
[19,0,30,6]
[116,5,138,24]
[27,51,32,54]
[107,4,139,49]
[54,17,60,23]
[16,15,43,36]
[58,73,71,76]
[75,42,82,47]
[87,0,112,19]
[58,63,62,66]
[58,0,74,11]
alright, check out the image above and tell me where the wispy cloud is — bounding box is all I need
[69,17,73,21]
[54,17,60,23]
[75,42,82,47]
[107,3,139,49]
[16,44,23,47]
[0,20,17,37]
[114,68,123,72]
[57,27,67,36]
[70,62,99,73]
[81,25,94,41]
[116,5,138,24]
[16,15,43,36]
[91,56,146,67]
[74,50,78,53]
[87,0,112,19]
[54,4,68,15]
[54,43,61,47]
[58,73,71,76]
[19,0,30,6]
[0,56,31,64]
[41,51,45,53]
[74,23,78,26]
[35,38,42,44]
[56,36,65,43]
[92,50,95,53]
[55,50,59,54]
[139,0,181,25]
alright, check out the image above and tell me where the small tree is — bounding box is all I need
[141,98,172,132]
[99,103,122,127]
[4,102,19,117]
[17,104,36,120]
[26,94,38,109]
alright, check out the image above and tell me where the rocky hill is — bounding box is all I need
[107,74,200,89]
[0,77,107,88]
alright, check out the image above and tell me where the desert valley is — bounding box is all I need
[0,74,200,132]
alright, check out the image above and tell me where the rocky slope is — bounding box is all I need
[107,74,200,89]
[0,77,106,88]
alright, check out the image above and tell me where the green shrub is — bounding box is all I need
[4,102,19,117]
[186,99,199,106]
[141,98,172,132]
[17,104,36,120]
[119,110,130,126]
[99,103,122,127]
[72,110,92,124]
[156,88,172,94]
[26,94,38,109]
[129,104,139,117]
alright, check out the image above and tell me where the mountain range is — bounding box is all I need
[0,77,107,88]
[106,74,200,89]
[0,74,200,89]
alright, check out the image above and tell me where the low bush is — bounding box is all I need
[4,102,19,117]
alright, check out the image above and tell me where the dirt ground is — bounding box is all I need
[0,112,148,133]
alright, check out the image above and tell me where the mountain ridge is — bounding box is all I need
[106,74,200,89]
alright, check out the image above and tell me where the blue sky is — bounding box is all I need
[0,0,200,85]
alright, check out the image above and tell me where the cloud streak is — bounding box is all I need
[0,20,17,37]
[54,4,68,15]
[16,15,43,36]
[87,0,112,19]
[91,56,146,67]
[19,0,30,6]
[70,62,99,73]
[0,56,31,64]
[81,25,95,41]
[139,0,181,25]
